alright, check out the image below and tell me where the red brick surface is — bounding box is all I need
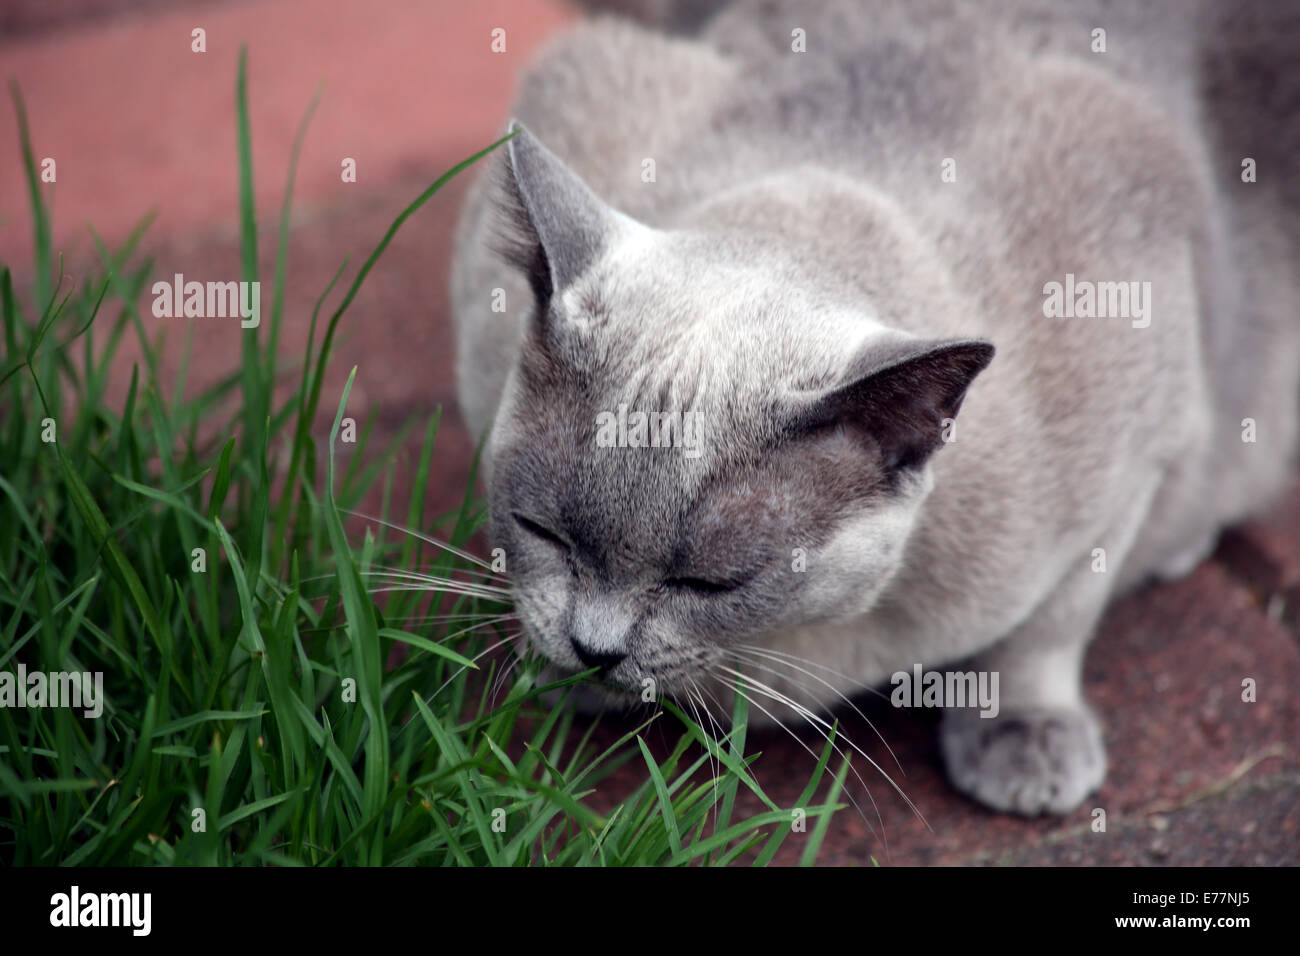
[0,0,573,270]
[3,0,1297,866]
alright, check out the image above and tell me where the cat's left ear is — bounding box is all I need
[498,121,620,314]
[791,338,995,471]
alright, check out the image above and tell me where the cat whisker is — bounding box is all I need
[695,678,737,837]
[487,656,511,708]
[428,614,523,646]
[371,565,509,589]
[300,594,515,641]
[354,565,512,594]
[300,569,511,603]
[715,662,930,839]
[338,508,501,574]
[368,564,509,588]
[332,611,518,637]
[365,581,512,602]
[297,564,505,585]
[429,630,525,701]
[720,650,906,836]
[693,676,758,797]
[726,645,904,776]
[733,644,893,704]
[487,635,531,707]
[710,667,886,847]
[376,611,521,626]
[682,677,724,833]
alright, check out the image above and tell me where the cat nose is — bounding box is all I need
[569,637,626,674]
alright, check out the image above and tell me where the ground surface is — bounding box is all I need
[3,0,1297,866]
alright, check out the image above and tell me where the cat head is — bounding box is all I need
[486,124,993,704]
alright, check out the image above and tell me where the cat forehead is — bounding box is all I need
[551,229,885,387]
[558,228,743,321]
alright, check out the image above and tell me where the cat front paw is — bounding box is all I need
[939,704,1106,816]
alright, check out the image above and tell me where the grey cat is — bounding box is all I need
[449,0,1300,815]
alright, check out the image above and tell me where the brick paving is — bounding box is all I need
[3,0,1296,865]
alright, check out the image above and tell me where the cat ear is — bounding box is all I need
[498,121,618,310]
[793,338,995,471]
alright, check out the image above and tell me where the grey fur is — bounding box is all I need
[449,0,1300,816]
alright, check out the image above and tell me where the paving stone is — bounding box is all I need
[1,0,233,43]
[0,0,574,271]
[961,773,1300,866]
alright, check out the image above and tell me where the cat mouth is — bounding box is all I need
[545,661,643,700]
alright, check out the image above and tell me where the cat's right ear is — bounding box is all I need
[496,121,619,316]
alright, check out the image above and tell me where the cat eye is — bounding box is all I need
[665,575,740,596]
[512,512,570,550]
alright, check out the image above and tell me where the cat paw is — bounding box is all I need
[939,704,1106,816]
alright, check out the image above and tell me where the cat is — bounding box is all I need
[449,0,1300,816]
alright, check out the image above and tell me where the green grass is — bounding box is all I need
[0,52,846,866]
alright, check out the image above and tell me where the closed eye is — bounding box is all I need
[512,512,570,550]
[665,575,741,596]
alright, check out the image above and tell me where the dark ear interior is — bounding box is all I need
[494,122,614,317]
[797,338,995,471]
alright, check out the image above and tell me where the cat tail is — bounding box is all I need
[1198,0,1300,250]
[569,0,730,33]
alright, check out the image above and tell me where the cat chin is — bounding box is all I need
[537,663,644,716]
